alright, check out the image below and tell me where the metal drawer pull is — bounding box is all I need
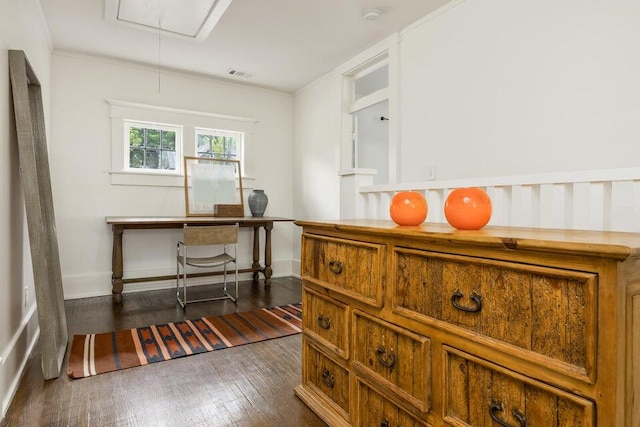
[451,290,482,313]
[328,260,343,274]
[489,401,527,427]
[380,419,390,427]
[317,315,331,329]
[375,345,397,369]
[321,368,335,388]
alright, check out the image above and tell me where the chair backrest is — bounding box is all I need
[183,224,239,246]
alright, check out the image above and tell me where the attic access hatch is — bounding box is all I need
[105,0,233,42]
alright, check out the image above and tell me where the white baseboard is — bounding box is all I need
[1,304,40,420]
[63,259,295,300]
[291,259,301,278]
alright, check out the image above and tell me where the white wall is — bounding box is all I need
[292,0,640,258]
[291,73,343,272]
[0,0,51,418]
[400,0,640,182]
[293,0,640,196]
[292,74,343,221]
[50,53,294,299]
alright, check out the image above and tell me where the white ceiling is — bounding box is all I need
[39,0,452,93]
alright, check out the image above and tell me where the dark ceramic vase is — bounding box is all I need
[248,189,268,217]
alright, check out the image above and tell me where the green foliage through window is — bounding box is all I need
[196,131,240,161]
[128,125,177,170]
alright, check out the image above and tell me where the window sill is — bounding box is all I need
[110,171,183,187]
[110,171,256,188]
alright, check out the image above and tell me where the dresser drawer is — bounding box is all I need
[356,378,431,427]
[352,310,431,413]
[444,346,595,426]
[393,248,597,382]
[303,287,350,359]
[303,339,350,420]
[301,233,385,306]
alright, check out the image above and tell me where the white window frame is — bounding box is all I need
[194,127,244,169]
[338,34,400,184]
[124,120,183,175]
[108,99,257,187]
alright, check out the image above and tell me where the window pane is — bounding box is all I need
[125,121,181,173]
[226,138,237,157]
[197,135,212,154]
[355,64,388,101]
[196,130,242,162]
[146,129,161,148]
[354,99,389,184]
[130,128,144,147]
[146,149,160,168]
[212,137,224,156]
[161,130,176,150]
[130,148,144,168]
[161,151,176,170]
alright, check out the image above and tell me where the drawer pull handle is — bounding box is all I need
[321,368,335,388]
[489,401,527,427]
[376,345,397,369]
[317,315,331,329]
[380,419,390,427]
[451,290,482,313]
[328,260,343,274]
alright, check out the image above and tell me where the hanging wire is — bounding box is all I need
[157,18,161,93]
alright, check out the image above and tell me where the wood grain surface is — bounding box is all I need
[1,277,326,427]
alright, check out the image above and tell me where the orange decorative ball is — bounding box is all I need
[390,191,428,226]
[444,187,492,230]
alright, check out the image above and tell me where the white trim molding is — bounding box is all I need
[106,99,258,124]
[107,99,259,186]
[1,304,40,419]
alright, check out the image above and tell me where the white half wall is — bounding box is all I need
[0,0,52,419]
[50,52,295,299]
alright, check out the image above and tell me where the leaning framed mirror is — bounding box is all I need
[184,156,244,217]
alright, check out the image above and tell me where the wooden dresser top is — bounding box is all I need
[295,219,640,260]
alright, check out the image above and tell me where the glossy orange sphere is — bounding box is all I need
[390,191,428,226]
[444,188,492,230]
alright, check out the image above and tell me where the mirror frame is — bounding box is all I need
[9,50,68,378]
[183,156,244,217]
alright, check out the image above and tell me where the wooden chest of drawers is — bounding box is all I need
[294,220,640,426]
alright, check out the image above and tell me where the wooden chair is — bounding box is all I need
[176,224,239,308]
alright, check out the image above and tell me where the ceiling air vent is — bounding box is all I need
[228,69,253,78]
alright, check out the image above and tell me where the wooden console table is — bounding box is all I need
[106,216,294,304]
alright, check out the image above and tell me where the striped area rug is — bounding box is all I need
[67,303,301,379]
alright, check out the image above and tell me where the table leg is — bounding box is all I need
[264,222,273,287]
[252,225,260,283]
[111,225,124,304]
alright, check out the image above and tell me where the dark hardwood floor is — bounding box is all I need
[2,277,326,427]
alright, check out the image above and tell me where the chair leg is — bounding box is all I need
[222,264,228,294]
[176,256,179,304]
[183,266,188,308]
[223,263,237,302]
[177,263,186,309]
[176,255,186,309]
[176,246,185,309]
[234,260,239,300]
